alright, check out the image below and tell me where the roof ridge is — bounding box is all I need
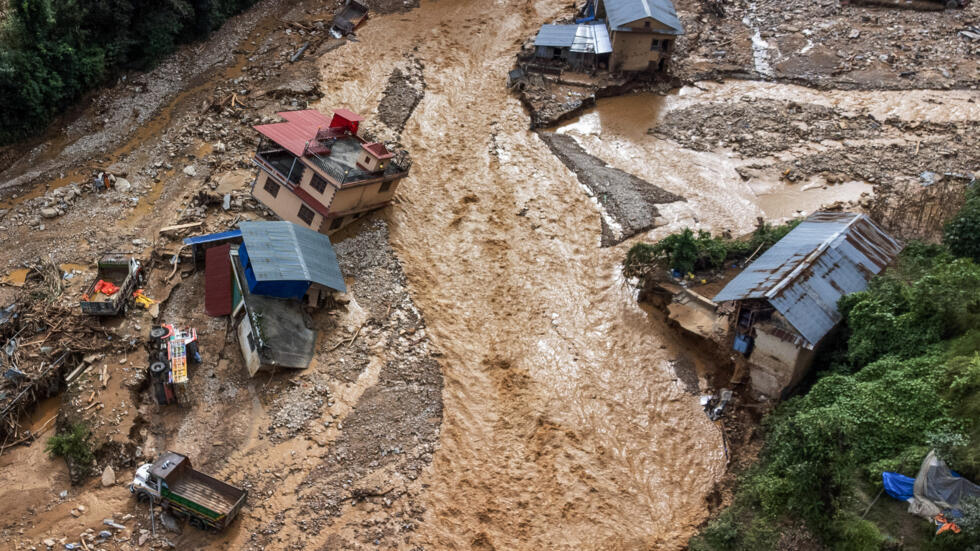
[286,222,313,282]
[764,213,863,300]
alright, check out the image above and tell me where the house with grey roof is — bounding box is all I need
[712,212,903,397]
[598,0,683,72]
[530,0,683,73]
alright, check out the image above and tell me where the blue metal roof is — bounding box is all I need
[238,221,346,293]
[604,0,684,35]
[183,229,242,246]
[714,212,903,346]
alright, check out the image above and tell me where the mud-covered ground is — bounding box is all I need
[1,0,978,550]
[675,0,980,89]
[518,0,980,127]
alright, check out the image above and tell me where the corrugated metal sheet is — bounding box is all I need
[534,24,578,48]
[534,23,612,54]
[572,23,612,54]
[604,0,684,34]
[239,221,347,293]
[714,212,903,346]
[183,229,242,246]
[205,244,233,317]
[253,110,333,157]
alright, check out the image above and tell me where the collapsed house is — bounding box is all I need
[713,212,903,397]
[531,0,684,73]
[251,109,410,234]
[201,221,347,376]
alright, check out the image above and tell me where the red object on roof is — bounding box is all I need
[205,244,233,317]
[330,109,363,135]
[253,110,332,157]
[361,142,394,159]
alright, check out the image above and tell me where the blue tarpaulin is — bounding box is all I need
[883,472,915,501]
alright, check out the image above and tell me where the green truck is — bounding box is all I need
[129,451,247,531]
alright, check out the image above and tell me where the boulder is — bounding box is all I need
[183,165,197,177]
[40,207,59,219]
[115,178,132,193]
[101,465,115,487]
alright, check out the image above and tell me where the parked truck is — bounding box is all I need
[80,253,144,316]
[130,452,246,531]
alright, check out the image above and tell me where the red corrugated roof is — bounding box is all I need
[253,110,334,157]
[361,142,394,159]
[205,244,233,317]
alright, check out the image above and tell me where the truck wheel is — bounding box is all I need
[149,327,169,340]
[188,517,204,530]
[136,491,150,503]
[149,362,168,376]
[946,0,960,7]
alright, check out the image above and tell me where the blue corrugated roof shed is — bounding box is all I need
[714,212,903,347]
[239,221,346,296]
[603,0,684,35]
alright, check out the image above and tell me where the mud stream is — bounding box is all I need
[5,0,980,549]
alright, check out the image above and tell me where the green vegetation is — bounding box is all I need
[689,200,980,550]
[0,0,259,144]
[45,422,94,473]
[944,184,980,263]
[623,220,800,277]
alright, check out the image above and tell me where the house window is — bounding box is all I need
[651,39,663,51]
[264,179,280,198]
[330,216,344,230]
[247,331,256,352]
[310,175,328,194]
[644,21,651,28]
[298,205,315,226]
[379,181,392,193]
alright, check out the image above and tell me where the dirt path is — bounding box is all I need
[313,1,726,548]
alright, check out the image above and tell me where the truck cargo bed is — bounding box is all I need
[168,471,243,516]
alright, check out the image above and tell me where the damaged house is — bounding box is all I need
[531,0,683,72]
[713,212,903,398]
[251,109,409,234]
[202,221,347,377]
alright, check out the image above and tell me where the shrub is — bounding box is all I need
[45,422,94,472]
[623,220,800,278]
[944,184,980,262]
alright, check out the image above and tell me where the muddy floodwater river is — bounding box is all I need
[308,1,980,548]
[4,0,980,549]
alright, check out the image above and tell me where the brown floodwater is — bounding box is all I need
[555,81,980,238]
[315,1,726,548]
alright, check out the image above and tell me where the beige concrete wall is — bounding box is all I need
[622,17,674,33]
[610,30,673,72]
[328,179,400,214]
[747,326,815,398]
[252,170,325,231]
[295,161,338,206]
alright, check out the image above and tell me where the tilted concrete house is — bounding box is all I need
[251,109,409,234]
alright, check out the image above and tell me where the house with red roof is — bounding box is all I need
[250,109,409,233]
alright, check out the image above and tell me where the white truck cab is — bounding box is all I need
[129,462,162,501]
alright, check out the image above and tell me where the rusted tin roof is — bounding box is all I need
[714,212,903,347]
